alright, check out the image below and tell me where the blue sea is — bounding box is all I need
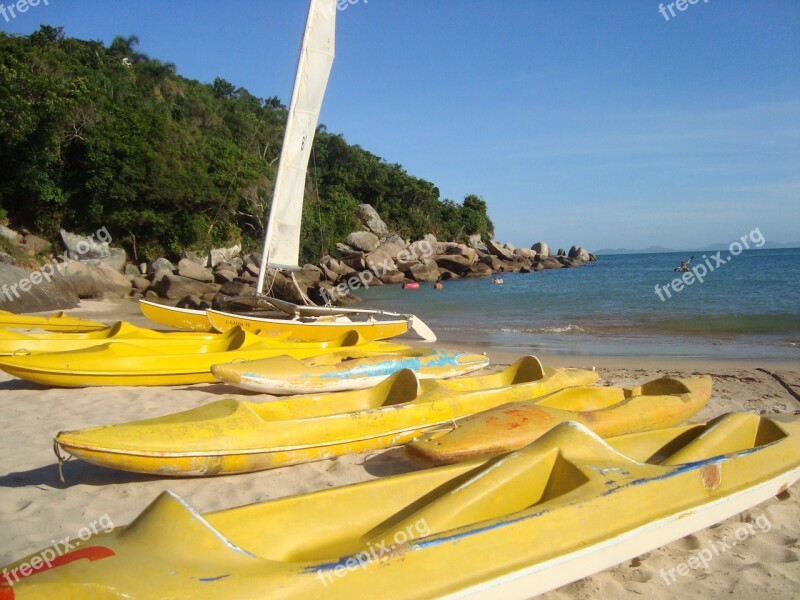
[358,248,800,360]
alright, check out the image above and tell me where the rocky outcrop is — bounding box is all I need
[151,273,219,300]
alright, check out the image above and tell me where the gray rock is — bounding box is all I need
[487,240,515,261]
[22,234,53,257]
[177,258,214,282]
[378,270,406,284]
[514,248,537,259]
[209,244,241,268]
[0,263,79,312]
[365,247,398,275]
[176,295,209,310]
[0,224,20,243]
[557,248,566,257]
[183,250,209,267]
[407,239,436,260]
[465,262,493,278]
[150,273,219,300]
[124,263,143,277]
[59,229,108,261]
[131,276,150,292]
[357,204,389,236]
[335,242,358,256]
[406,258,440,282]
[503,242,516,253]
[568,246,591,261]
[346,231,380,253]
[100,247,127,272]
[467,234,487,251]
[59,261,133,299]
[480,254,508,272]
[0,252,18,266]
[531,242,550,258]
[218,280,256,298]
[214,269,237,284]
[540,256,564,269]
[148,257,175,275]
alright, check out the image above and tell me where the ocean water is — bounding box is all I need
[357,248,800,360]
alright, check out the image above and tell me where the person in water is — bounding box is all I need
[676,256,694,272]
[434,277,443,290]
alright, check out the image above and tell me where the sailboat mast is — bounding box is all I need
[256,0,337,295]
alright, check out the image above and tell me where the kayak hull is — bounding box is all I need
[138,300,214,332]
[406,375,713,464]
[54,357,599,475]
[11,413,800,599]
[0,329,408,387]
[0,310,106,332]
[211,348,490,394]
[206,308,409,342]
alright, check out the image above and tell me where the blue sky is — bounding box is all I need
[3,0,799,251]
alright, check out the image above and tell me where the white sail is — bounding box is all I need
[257,0,337,293]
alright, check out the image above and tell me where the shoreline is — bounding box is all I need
[3,299,799,597]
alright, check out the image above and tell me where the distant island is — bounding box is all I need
[595,241,800,256]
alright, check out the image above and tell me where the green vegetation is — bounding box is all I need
[0,27,494,263]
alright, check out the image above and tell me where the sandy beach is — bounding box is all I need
[1,299,798,598]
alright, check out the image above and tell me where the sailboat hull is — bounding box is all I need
[206,308,408,342]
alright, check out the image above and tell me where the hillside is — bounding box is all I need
[0,26,493,264]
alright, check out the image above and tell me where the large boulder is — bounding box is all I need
[514,248,537,260]
[486,240,515,261]
[59,261,132,299]
[365,247,398,276]
[378,270,406,284]
[375,234,408,259]
[480,254,508,272]
[177,258,214,283]
[568,245,591,262]
[59,229,108,262]
[0,224,20,243]
[0,263,79,312]
[151,273,219,300]
[407,239,437,261]
[467,234,487,251]
[531,242,550,258]
[466,262,493,278]
[406,258,440,282]
[148,257,176,275]
[100,248,127,272]
[209,244,241,268]
[346,231,380,253]
[356,204,389,236]
[540,256,564,269]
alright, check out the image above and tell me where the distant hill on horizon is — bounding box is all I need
[595,241,800,255]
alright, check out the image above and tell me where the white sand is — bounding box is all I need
[1,300,798,598]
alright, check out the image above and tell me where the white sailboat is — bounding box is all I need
[141,0,436,342]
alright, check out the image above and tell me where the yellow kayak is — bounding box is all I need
[210,348,490,393]
[0,310,106,332]
[138,300,214,332]
[0,328,408,387]
[10,412,800,599]
[0,321,226,355]
[206,308,410,342]
[54,356,598,476]
[406,375,712,464]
